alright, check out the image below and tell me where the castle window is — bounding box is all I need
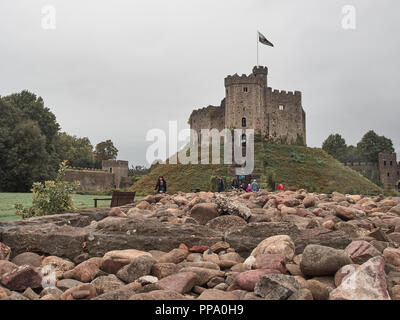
[110,168,112,173]
[243,87,248,92]
[384,161,387,166]
[241,134,246,147]
[242,118,246,127]
[387,172,390,177]
[390,161,393,166]
[279,105,284,111]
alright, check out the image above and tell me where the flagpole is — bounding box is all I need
[256,30,259,67]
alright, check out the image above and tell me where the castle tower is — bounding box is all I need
[378,153,400,190]
[102,160,129,188]
[224,66,268,135]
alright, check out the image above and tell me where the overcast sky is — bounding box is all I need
[1,0,399,166]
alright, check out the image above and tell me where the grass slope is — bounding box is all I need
[259,143,381,195]
[132,143,382,196]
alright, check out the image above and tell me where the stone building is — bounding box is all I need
[344,153,400,191]
[189,66,306,145]
[65,160,129,191]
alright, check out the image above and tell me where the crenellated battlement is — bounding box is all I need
[190,105,223,117]
[252,66,268,75]
[267,87,302,104]
[224,72,264,87]
[344,162,379,168]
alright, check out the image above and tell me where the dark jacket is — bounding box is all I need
[155,180,167,193]
[217,178,225,193]
[231,178,239,189]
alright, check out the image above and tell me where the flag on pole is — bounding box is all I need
[258,31,274,47]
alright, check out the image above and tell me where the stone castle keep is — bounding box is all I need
[189,66,306,145]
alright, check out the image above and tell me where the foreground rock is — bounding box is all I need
[1,266,42,291]
[254,274,301,300]
[300,245,352,276]
[0,190,399,300]
[330,256,391,300]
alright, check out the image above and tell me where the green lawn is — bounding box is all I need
[0,193,111,222]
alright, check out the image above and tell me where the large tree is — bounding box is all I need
[0,100,50,191]
[2,90,60,149]
[94,140,118,168]
[322,134,348,162]
[345,145,363,163]
[357,130,394,162]
[54,133,95,168]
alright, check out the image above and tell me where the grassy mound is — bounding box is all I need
[132,142,382,196]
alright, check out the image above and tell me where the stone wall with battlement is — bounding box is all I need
[343,153,400,190]
[64,160,129,191]
[189,103,225,143]
[65,169,116,191]
[266,88,305,144]
[189,66,306,145]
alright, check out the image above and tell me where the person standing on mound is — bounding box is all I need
[155,176,167,194]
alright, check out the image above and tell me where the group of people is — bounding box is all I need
[230,176,259,193]
[155,175,283,194]
[217,176,260,193]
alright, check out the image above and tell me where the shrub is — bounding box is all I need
[15,161,80,219]
[267,172,277,190]
[290,151,306,163]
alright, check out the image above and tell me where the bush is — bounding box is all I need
[267,172,277,190]
[15,161,80,219]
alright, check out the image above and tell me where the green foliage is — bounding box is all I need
[0,99,52,192]
[14,161,80,219]
[2,91,60,150]
[322,131,394,165]
[290,151,306,163]
[322,134,347,162]
[357,130,394,162]
[94,140,119,168]
[54,132,95,168]
[267,172,277,190]
[345,145,363,163]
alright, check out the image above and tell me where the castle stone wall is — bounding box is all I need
[189,65,306,146]
[343,153,400,190]
[65,170,115,191]
[266,89,305,144]
[190,104,225,143]
[102,160,129,189]
[64,160,130,192]
[378,153,400,189]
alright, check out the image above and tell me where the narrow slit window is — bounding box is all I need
[242,117,246,127]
